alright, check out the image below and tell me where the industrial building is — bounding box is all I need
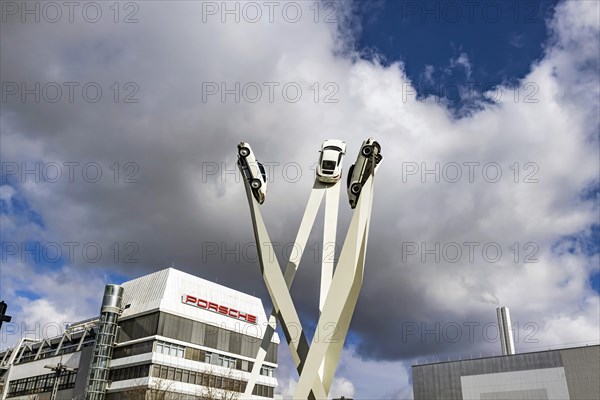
[413,306,599,399]
[412,344,600,399]
[0,268,279,399]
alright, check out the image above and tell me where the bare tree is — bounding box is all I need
[119,378,186,400]
[147,378,186,400]
[197,367,241,400]
[104,369,243,400]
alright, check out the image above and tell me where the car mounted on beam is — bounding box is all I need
[237,142,268,204]
[316,139,347,183]
[347,138,383,208]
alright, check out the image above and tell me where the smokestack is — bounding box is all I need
[496,306,515,355]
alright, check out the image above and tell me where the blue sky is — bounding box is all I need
[353,0,559,112]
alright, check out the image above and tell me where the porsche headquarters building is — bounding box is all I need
[0,268,279,399]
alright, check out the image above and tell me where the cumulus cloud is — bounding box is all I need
[333,346,412,399]
[275,344,411,399]
[329,377,355,399]
[0,258,108,349]
[1,0,598,397]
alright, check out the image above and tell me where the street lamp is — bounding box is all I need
[44,362,76,400]
[0,301,11,329]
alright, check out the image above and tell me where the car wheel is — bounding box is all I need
[361,145,373,157]
[250,179,262,189]
[350,182,362,195]
[239,147,250,157]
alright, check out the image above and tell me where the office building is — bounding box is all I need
[0,268,279,399]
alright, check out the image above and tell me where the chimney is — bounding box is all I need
[496,306,515,355]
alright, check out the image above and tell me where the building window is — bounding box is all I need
[113,340,154,359]
[150,364,249,394]
[118,312,159,342]
[167,366,175,380]
[260,365,274,377]
[156,311,277,361]
[155,340,186,358]
[152,340,269,377]
[109,364,151,382]
[252,383,275,398]
[184,346,206,362]
[218,354,234,367]
[7,370,77,398]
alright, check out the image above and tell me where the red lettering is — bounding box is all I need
[197,298,208,308]
[182,294,256,324]
[238,312,257,323]
[184,295,197,304]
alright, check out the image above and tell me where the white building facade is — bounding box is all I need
[0,268,279,399]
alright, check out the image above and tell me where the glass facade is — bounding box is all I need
[109,364,151,382]
[113,340,154,359]
[113,339,275,376]
[109,309,279,399]
[107,363,275,398]
[7,370,77,398]
[117,312,160,343]
[117,312,278,363]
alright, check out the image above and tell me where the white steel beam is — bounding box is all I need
[320,181,340,313]
[241,177,328,399]
[294,166,378,398]
[243,180,327,397]
[318,180,340,384]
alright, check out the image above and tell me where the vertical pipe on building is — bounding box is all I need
[85,285,124,400]
[496,306,515,355]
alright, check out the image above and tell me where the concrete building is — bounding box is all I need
[0,268,279,399]
[412,344,600,400]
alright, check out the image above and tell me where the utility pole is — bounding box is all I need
[44,362,76,400]
[0,301,11,329]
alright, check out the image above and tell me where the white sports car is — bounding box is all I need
[316,139,346,183]
[347,138,382,208]
[237,142,268,204]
